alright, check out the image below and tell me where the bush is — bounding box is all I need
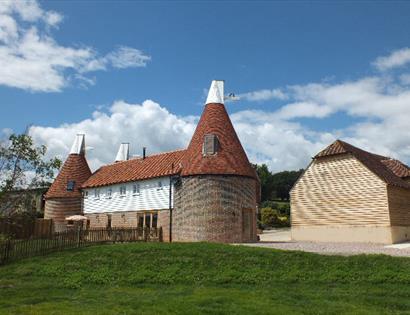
[0,233,11,242]
[260,201,279,209]
[260,207,290,228]
[278,203,290,216]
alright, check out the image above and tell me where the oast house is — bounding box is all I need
[44,80,260,243]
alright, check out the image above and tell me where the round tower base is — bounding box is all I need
[173,175,257,243]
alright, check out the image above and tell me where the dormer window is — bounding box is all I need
[202,134,219,156]
[67,180,75,191]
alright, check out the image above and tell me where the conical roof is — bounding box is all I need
[181,82,256,178]
[45,135,92,199]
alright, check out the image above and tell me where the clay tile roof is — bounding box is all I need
[45,154,92,199]
[181,103,257,179]
[82,149,186,189]
[315,140,410,189]
[381,159,410,178]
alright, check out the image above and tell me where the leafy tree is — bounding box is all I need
[256,164,304,202]
[0,134,61,216]
[256,164,274,201]
[270,169,304,201]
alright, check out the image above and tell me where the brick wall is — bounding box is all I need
[158,210,170,242]
[173,175,257,243]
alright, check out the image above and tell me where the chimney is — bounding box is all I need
[143,147,146,159]
[115,143,130,162]
[206,80,224,105]
[69,134,86,155]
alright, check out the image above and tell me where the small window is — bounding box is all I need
[94,189,100,199]
[84,191,89,198]
[145,213,151,227]
[106,188,112,198]
[67,180,75,191]
[152,213,158,228]
[157,181,163,190]
[133,184,140,195]
[120,185,126,196]
[202,134,219,156]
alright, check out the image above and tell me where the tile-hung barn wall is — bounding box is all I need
[83,176,172,214]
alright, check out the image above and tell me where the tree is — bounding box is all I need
[256,164,304,202]
[270,169,304,200]
[0,134,61,216]
[256,164,274,202]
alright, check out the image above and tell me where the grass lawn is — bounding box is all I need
[1,243,410,314]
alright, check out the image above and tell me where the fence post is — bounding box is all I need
[3,240,11,264]
[76,225,81,248]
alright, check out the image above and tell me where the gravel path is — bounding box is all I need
[240,241,410,257]
[238,229,410,257]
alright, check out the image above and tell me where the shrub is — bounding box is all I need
[260,201,279,210]
[261,207,279,226]
[260,207,290,228]
[278,203,290,216]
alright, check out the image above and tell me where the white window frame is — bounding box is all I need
[106,187,112,199]
[94,188,100,200]
[157,181,163,190]
[132,183,140,195]
[120,185,127,197]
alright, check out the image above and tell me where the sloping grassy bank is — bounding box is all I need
[0,242,410,314]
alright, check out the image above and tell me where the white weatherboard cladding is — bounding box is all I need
[83,176,172,214]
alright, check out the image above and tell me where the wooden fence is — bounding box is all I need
[0,218,53,239]
[0,227,163,265]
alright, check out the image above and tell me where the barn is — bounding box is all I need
[44,80,260,243]
[291,140,410,244]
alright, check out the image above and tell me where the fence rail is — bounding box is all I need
[0,227,162,265]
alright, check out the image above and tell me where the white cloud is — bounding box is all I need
[0,0,150,92]
[27,47,410,173]
[373,47,410,71]
[29,100,196,171]
[104,46,151,69]
[238,88,288,101]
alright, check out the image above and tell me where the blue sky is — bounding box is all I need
[2,1,410,172]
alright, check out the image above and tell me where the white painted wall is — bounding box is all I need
[83,176,172,214]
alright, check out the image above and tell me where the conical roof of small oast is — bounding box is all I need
[181,102,257,179]
[45,135,92,199]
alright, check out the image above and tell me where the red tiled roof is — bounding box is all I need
[82,149,185,188]
[381,159,410,178]
[181,103,257,179]
[45,154,92,199]
[315,140,410,189]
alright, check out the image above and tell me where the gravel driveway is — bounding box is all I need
[240,228,410,257]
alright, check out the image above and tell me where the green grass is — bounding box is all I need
[1,242,410,314]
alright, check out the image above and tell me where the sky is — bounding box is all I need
[2,0,410,173]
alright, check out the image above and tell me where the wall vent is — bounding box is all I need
[202,134,219,156]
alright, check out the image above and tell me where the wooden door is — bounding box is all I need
[242,208,253,242]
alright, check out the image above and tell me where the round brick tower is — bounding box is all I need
[173,81,259,243]
[44,134,92,231]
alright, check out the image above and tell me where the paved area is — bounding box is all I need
[241,228,410,257]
